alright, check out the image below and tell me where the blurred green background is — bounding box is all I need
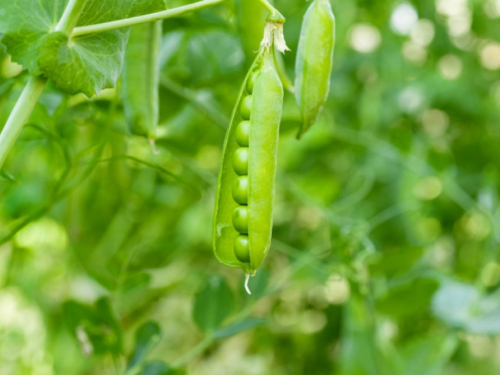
[2,0,500,373]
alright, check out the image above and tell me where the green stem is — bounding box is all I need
[55,0,88,34]
[0,0,87,171]
[257,0,285,23]
[71,0,229,38]
[0,76,47,170]
[172,335,214,368]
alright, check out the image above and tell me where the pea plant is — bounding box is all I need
[3,0,499,374]
[0,0,336,373]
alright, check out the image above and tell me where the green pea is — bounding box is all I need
[122,21,162,140]
[240,95,253,120]
[294,0,335,139]
[247,73,259,94]
[235,121,251,147]
[233,147,249,176]
[234,235,250,263]
[232,176,249,205]
[232,206,249,234]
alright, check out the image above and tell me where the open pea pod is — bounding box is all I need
[295,0,336,139]
[213,47,284,276]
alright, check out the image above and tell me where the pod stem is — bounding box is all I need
[244,273,252,295]
[257,0,285,23]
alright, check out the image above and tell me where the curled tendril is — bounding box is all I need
[244,273,252,295]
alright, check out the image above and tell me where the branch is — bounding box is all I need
[0,0,87,170]
[257,0,285,23]
[0,76,47,170]
[72,0,229,38]
[56,0,88,34]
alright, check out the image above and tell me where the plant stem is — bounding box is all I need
[55,0,88,34]
[71,0,228,38]
[0,0,87,171]
[258,0,285,23]
[171,335,214,368]
[0,76,47,170]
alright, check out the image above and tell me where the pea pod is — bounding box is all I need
[294,0,335,139]
[121,21,162,140]
[213,47,284,277]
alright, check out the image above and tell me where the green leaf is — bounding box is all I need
[128,322,162,370]
[62,297,123,356]
[37,30,127,97]
[0,0,66,72]
[432,279,500,334]
[123,272,152,293]
[367,247,424,277]
[0,169,19,183]
[91,297,123,355]
[0,0,166,96]
[340,293,392,375]
[192,276,234,332]
[139,361,185,375]
[376,277,439,318]
[213,318,266,339]
[139,361,171,375]
[62,300,95,332]
[398,334,458,375]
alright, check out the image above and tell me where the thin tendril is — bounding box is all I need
[244,274,252,295]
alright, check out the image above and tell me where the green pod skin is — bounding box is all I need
[294,0,335,139]
[213,49,284,274]
[121,20,162,140]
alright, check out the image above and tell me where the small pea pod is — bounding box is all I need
[121,21,162,141]
[294,0,335,139]
[213,47,284,275]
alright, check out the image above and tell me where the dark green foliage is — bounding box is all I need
[193,276,234,332]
